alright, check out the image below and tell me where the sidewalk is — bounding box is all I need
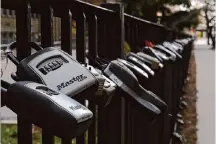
[194,38,215,144]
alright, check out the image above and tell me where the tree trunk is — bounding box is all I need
[208,26,215,49]
[204,9,211,45]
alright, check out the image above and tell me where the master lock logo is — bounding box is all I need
[69,104,87,111]
[57,74,87,91]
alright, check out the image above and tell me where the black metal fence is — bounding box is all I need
[1,0,194,144]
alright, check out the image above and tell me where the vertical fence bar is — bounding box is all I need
[125,22,130,45]
[125,96,132,144]
[76,12,86,63]
[124,20,142,144]
[151,27,168,144]
[41,130,54,144]
[17,116,32,144]
[88,14,98,144]
[100,3,124,144]
[95,14,107,144]
[126,20,132,49]
[41,5,54,47]
[137,22,148,47]
[97,16,106,58]
[88,14,98,61]
[16,0,31,60]
[133,23,138,52]
[96,14,108,144]
[97,104,107,144]
[125,19,134,144]
[16,2,32,143]
[163,62,174,144]
[61,9,72,54]
[131,23,153,144]
[170,58,180,138]
[61,139,72,144]
[40,4,54,144]
[130,21,135,51]
[101,4,124,60]
[150,71,166,144]
[76,11,86,144]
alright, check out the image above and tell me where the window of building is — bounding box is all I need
[35,14,40,19]
[8,10,13,16]
[9,32,16,42]
[10,10,16,17]
[6,9,10,16]
[1,9,7,16]
[1,32,9,44]
[31,13,36,19]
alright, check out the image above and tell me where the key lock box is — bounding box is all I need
[86,55,167,120]
[115,58,164,102]
[163,41,183,54]
[140,46,170,64]
[104,59,168,144]
[125,51,167,108]
[149,45,179,101]
[153,44,184,143]
[159,43,183,84]
[81,64,117,106]
[86,53,168,144]
[155,44,183,111]
[131,51,162,86]
[175,38,190,46]
[134,52,164,71]
[161,43,183,60]
[117,56,155,94]
[124,53,155,77]
[5,41,114,107]
[138,46,174,100]
[125,51,164,93]
[139,46,179,120]
[168,41,184,50]
[134,51,166,102]
[137,46,177,144]
[2,80,93,139]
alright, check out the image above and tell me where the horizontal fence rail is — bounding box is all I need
[1,0,194,144]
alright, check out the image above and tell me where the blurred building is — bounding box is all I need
[1,9,41,44]
[1,0,120,44]
[1,9,61,44]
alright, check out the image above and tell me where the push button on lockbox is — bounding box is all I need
[52,61,58,66]
[44,65,52,72]
[56,60,63,65]
[48,63,54,69]
[39,67,48,75]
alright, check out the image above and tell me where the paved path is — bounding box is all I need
[194,39,215,144]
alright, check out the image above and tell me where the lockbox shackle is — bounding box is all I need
[5,41,43,66]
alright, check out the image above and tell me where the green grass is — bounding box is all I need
[1,124,77,144]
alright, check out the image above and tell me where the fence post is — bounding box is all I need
[61,9,72,55]
[16,0,31,61]
[76,10,87,144]
[100,3,124,60]
[99,3,125,144]
[15,1,33,144]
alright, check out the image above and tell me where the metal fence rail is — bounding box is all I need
[1,0,193,144]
